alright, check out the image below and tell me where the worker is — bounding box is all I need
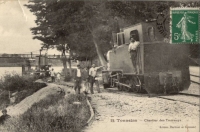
[128,35,140,74]
[89,64,104,94]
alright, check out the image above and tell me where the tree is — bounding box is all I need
[26,0,113,69]
[26,0,86,77]
[27,0,199,71]
[106,1,178,26]
[1,53,9,57]
[56,41,69,77]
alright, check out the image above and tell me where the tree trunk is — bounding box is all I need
[87,25,107,68]
[68,50,72,76]
[92,37,107,67]
[61,48,68,77]
[62,58,68,77]
[68,58,72,76]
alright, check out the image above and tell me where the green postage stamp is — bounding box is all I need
[170,7,200,44]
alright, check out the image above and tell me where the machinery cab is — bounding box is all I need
[108,22,165,75]
[103,22,190,94]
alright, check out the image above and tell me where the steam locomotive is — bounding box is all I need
[102,22,190,95]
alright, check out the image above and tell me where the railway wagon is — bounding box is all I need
[102,22,190,95]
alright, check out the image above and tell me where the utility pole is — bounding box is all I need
[39,48,42,72]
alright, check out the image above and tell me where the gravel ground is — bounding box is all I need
[83,87,199,132]
[189,66,199,76]
[180,83,200,95]
[191,76,200,83]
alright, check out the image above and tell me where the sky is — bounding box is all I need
[0,0,60,55]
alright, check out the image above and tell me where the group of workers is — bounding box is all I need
[39,63,104,94]
[74,63,104,94]
[73,34,139,94]
[37,34,139,94]
[36,66,61,83]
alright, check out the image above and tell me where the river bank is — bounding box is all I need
[0,80,91,132]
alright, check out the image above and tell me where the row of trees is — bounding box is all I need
[25,0,199,77]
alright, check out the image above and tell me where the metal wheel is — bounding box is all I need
[125,80,131,92]
[118,77,125,91]
[120,83,125,91]
[103,83,110,89]
[110,77,114,87]
[117,84,123,91]
[116,73,122,91]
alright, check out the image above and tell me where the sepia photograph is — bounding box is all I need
[0,0,199,132]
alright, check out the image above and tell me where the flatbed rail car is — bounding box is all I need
[102,22,190,95]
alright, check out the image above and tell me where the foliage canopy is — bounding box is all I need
[26,1,200,62]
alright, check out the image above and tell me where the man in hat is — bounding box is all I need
[128,35,140,74]
[0,109,11,124]
[73,64,83,94]
[89,64,104,94]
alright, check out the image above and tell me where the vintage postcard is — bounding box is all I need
[0,0,199,132]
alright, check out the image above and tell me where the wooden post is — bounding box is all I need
[8,90,10,104]
[31,52,32,58]
[22,64,25,75]
[39,49,42,72]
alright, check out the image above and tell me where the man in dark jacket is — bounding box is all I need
[73,64,83,94]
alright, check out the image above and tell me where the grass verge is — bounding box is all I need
[0,72,47,109]
[2,93,90,132]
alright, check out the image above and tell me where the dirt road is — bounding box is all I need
[83,88,199,132]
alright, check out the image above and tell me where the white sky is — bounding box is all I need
[0,0,61,55]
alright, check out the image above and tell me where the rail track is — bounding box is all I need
[105,87,199,106]
[190,74,200,78]
[190,74,200,85]
[157,94,199,106]
[102,74,200,106]
[152,75,199,105]
[105,74,200,106]
[106,88,199,107]
[191,80,200,85]
[158,75,199,106]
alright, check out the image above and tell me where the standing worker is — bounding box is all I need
[128,35,140,74]
[82,67,89,94]
[50,68,55,82]
[89,64,104,94]
[74,64,82,94]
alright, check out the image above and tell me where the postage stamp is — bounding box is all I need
[170,7,200,44]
